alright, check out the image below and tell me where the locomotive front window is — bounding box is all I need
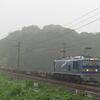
[80,60,100,72]
[82,60,100,66]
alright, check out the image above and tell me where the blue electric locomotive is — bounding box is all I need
[53,56,100,83]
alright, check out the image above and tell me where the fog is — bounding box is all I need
[0,0,100,39]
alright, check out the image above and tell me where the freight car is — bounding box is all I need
[1,56,100,84]
[53,56,100,84]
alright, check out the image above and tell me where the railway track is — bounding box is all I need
[1,70,100,99]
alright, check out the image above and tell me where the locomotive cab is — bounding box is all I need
[53,56,100,83]
[80,59,100,82]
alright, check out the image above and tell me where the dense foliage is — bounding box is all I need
[0,74,94,100]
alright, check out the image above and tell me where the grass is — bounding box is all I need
[0,73,95,100]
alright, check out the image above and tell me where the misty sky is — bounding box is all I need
[0,0,100,39]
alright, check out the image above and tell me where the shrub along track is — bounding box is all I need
[1,70,100,98]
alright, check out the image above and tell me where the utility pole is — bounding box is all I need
[84,47,92,57]
[17,41,20,71]
[60,43,66,58]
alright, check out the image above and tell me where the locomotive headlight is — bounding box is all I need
[95,69,98,72]
[86,69,89,71]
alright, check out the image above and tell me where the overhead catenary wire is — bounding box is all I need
[44,6,100,32]
[75,17,100,30]
[67,6,100,26]
[63,16,100,34]
[69,12,100,28]
[60,17,100,57]
[60,6,100,58]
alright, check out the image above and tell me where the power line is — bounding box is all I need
[69,12,100,28]
[59,16,100,59]
[59,16,100,38]
[58,7,100,58]
[75,17,100,30]
[67,6,100,26]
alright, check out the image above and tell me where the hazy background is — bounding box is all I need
[0,0,100,71]
[0,0,100,39]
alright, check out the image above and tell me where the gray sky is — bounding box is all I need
[0,0,100,39]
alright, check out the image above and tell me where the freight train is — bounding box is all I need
[53,56,100,83]
[1,56,100,84]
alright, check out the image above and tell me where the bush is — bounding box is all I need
[0,74,95,100]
